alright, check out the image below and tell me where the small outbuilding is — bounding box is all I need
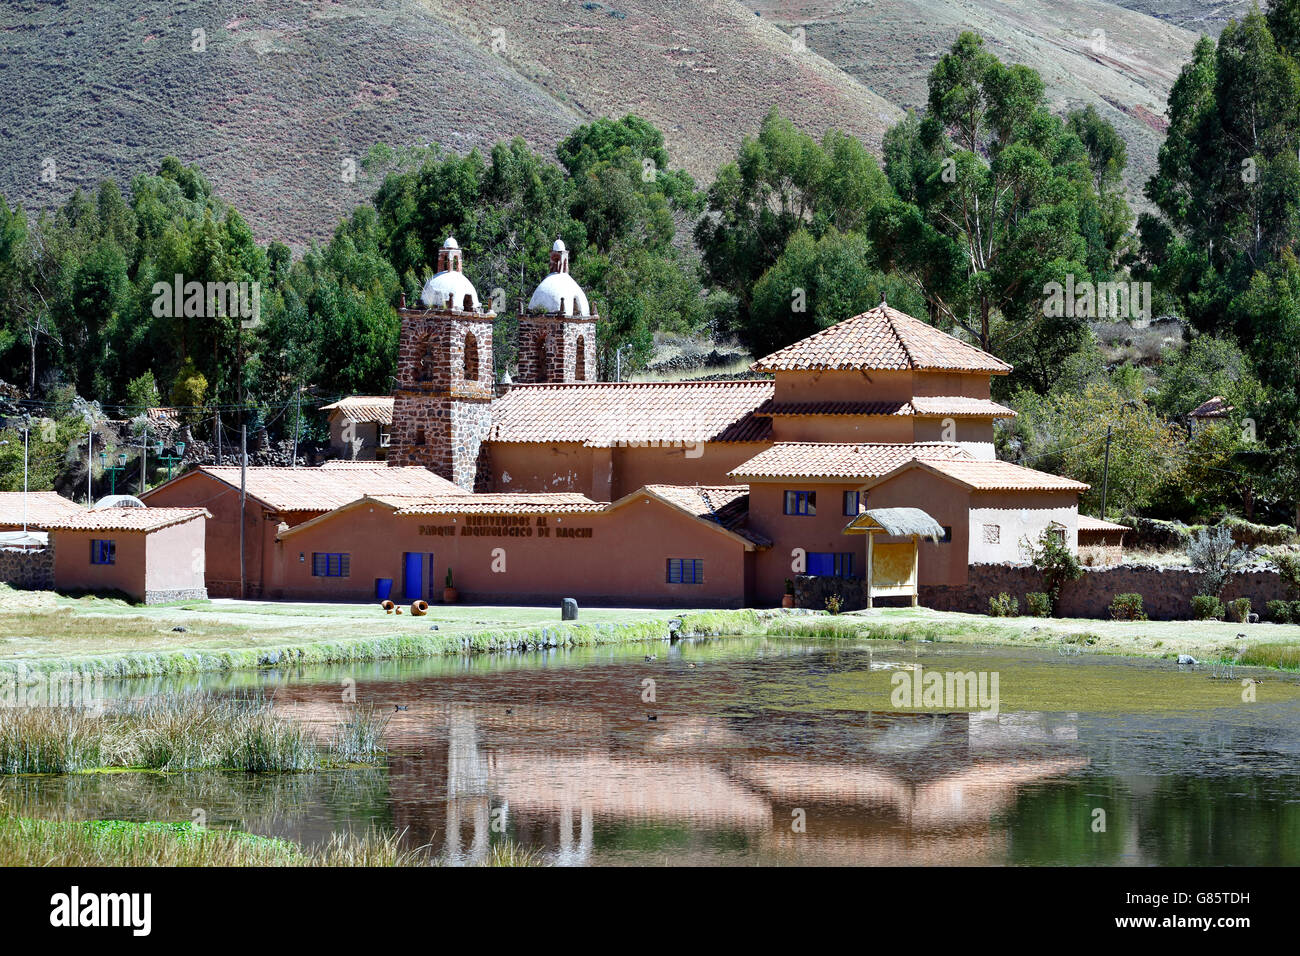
[843,507,945,607]
[1076,514,1131,566]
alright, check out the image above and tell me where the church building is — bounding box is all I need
[145,237,1087,607]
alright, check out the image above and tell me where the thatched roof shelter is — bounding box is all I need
[843,507,944,541]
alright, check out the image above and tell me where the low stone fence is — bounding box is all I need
[920,563,1290,620]
[0,545,54,591]
[795,562,1290,619]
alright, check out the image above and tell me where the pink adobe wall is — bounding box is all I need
[770,414,913,444]
[143,517,207,594]
[268,495,751,607]
[773,369,914,404]
[145,472,323,598]
[485,442,761,501]
[910,371,993,399]
[53,530,147,598]
[746,481,869,606]
[861,470,973,586]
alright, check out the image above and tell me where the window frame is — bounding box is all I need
[311,552,351,578]
[90,539,116,565]
[783,490,817,516]
[843,490,862,516]
[666,558,704,585]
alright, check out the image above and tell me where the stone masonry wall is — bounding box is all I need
[0,545,54,590]
[794,562,1289,619]
[919,563,1289,620]
[516,315,596,383]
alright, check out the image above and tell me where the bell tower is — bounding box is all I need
[517,239,598,383]
[389,237,495,490]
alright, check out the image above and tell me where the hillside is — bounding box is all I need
[750,0,1201,204]
[0,0,899,246]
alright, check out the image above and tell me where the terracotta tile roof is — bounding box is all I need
[319,396,394,425]
[1077,515,1131,532]
[0,492,87,528]
[489,381,774,446]
[729,442,969,480]
[751,304,1012,374]
[1188,395,1232,419]
[638,484,772,548]
[754,396,1016,418]
[41,506,210,533]
[880,458,1090,493]
[386,493,604,516]
[154,465,463,513]
[909,396,1016,418]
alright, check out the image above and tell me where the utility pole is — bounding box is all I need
[87,426,93,504]
[22,423,28,532]
[1100,424,1113,519]
[215,409,222,464]
[292,383,302,468]
[239,423,247,600]
[139,423,148,496]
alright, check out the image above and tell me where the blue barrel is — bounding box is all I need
[375,578,394,602]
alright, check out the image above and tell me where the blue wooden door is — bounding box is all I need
[403,552,424,601]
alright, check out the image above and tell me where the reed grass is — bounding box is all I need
[1236,643,1300,671]
[0,694,386,774]
[0,816,540,866]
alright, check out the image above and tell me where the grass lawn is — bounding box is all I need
[2,585,1298,675]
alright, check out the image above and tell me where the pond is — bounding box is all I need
[4,637,1299,865]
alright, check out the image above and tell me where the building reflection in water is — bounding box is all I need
[279,680,1089,865]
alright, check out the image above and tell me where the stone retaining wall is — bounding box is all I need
[795,563,1290,620]
[919,563,1289,620]
[0,545,54,590]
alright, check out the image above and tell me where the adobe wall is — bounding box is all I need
[486,441,761,500]
[0,544,54,590]
[749,481,870,606]
[52,529,147,599]
[918,563,1290,620]
[143,517,208,602]
[269,493,751,607]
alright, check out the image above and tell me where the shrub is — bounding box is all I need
[1225,597,1252,623]
[988,593,1019,617]
[1292,600,1300,623]
[1022,527,1082,614]
[1191,595,1224,620]
[1025,592,1052,617]
[824,594,842,615]
[1265,599,1293,623]
[1109,593,1147,621]
[1188,526,1252,599]
[1272,551,1300,597]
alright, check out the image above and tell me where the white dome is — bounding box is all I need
[528,271,590,316]
[443,236,460,249]
[421,269,480,311]
[552,238,566,253]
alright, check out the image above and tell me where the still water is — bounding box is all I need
[4,637,1299,865]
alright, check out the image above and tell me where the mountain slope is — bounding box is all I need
[750,0,1200,204]
[0,0,900,246]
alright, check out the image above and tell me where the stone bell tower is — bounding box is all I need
[517,239,598,383]
[389,237,495,490]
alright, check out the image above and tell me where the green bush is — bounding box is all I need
[988,593,1019,617]
[1025,592,1052,617]
[1225,597,1252,623]
[1109,593,1147,621]
[1265,600,1292,623]
[1191,595,1224,621]
[1292,600,1300,623]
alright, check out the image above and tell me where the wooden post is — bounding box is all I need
[866,532,874,609]
[910,534,919,607]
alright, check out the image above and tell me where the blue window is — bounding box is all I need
[666,558,704,584]
[312,553,351,577]
[938,526,952,543]
[843,491,861,516]
[807,552,855,578]
[784,490,816,515]
[90,539,115,565]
